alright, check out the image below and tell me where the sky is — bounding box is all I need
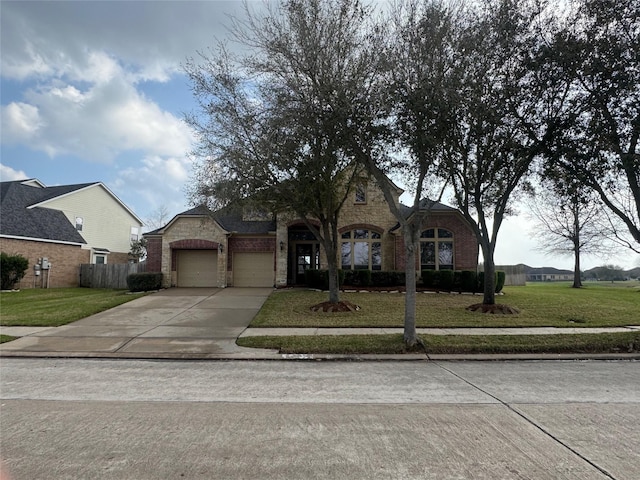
[1,0,637,271]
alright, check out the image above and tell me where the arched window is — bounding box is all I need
[420,228,454,270]
[341,229,382,270]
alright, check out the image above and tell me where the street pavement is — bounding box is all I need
[1,359,638,479]
[1,287,639,361]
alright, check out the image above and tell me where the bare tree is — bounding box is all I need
[526,181,609,288]
[144,205,170,232]
[184,0,374,305]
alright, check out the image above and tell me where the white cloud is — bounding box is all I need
[0,163,29,181]
[2,71,194,163]
[112,154,193,224]
[1,102,42,141]
[1,1,249,83]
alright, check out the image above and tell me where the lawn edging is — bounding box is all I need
[236,332,640,355]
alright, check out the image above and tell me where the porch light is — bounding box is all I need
[218,243,224,253]
[280,241,285,251]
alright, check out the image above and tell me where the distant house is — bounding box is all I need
[522,264,574,282]
[0,179,143,288]
[144,177,478,288]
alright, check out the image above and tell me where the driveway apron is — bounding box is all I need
[0,288,278,358]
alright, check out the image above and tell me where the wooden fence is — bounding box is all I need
[79,263,146,289]
[496,265,527,286]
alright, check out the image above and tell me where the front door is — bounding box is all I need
[294,243,320,284]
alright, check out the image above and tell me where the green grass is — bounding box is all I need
[0,288,148,327]
[0,335,16,344]
[251,283,640,328]
[237,332,640,354]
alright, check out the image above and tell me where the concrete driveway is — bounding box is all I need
[0,288,279,359]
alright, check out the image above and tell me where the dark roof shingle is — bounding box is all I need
[0,180,88,244]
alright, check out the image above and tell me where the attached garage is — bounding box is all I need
[233,252,274,287]
[177,250,218,287]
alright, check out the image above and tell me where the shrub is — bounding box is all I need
[343,269,371,287]
[127,272,163,292]
[439,270,454,291]
[453,270,462,292]
[477,271,505,293]
[460,270,477,293]
[496,270,506,293]
[1,252,29,290]
[303,269,321,288]
[422,270,437,288]
[306,270,344,290]
[371,271,406,287]
[478,271,486,292]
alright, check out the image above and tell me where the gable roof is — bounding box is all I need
[388,199,464,232]
[520,264,574,275]
[146,204,277,236]
[398,199,459,218]
[0,179,87,244]
[28,182,143,224]
[151,198,462,238]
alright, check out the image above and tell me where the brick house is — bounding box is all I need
[144,179,478,288]
[0,179,143,288]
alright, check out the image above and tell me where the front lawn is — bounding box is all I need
[0,288,148,327]
[251,283,640,328]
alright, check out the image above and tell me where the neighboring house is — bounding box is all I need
[522,264,575,282]
[144,178,478,288]
[0,179,144,288]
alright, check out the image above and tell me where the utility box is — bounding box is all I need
[41,257,50,270]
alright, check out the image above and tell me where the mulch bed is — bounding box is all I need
[310,301,361,313]
[465,303,520,314]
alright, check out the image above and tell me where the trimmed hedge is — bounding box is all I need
[477,270,506,293]
[305,268,500,292]
[422,270,437,288]
[496,270,506,293]
[127,272,163,292]
[439,270,454,290]
[343,269,372,287]
[371,271,406,287]
[460,270,478,293]
[1,252,29,290]
[420,269,505,293]
[305,270,345,290]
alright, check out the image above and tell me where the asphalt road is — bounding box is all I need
[1,359,638,480]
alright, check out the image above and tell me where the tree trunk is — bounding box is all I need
[481,241,496,305]
[572,211,582,288]
[322,221,341,304]
[572,250,582,288]
[327,252,340,303]
[403,224,419,346]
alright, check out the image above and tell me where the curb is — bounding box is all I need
[1,351,638,362]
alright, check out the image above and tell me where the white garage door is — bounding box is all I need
[177,250,218,287]
[233,252,274,287]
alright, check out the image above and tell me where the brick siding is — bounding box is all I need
[0,238,90,288]
[394,213,478,272]
[145,236,162,272]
